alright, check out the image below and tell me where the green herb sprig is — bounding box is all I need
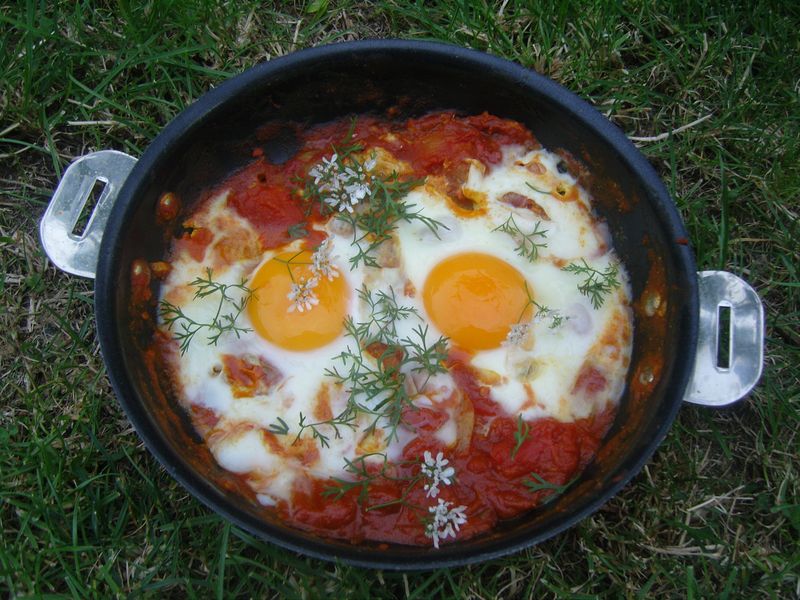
[353,286,418,343]
[322,452,423,510]
[159,269,253,354]
[493,214,548,262]
[295,286,449,448]
[510,415,530,461]
[562,259,621,309]
[517,282,568,330]
[523,472,578,503]
[267,417,290,436]
[302,123,447,269]
[341,173,442,269]
[294,410,356,449]
[271,249,311,282]
[325,313,449,443]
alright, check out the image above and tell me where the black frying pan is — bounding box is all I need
[41,40,763,569]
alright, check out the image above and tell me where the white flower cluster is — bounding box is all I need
[420,451,468,549]
[534,307,565,329]
[421,450,455,498]
[425,498,468,549]
[287,277,319,313]
[311,238,339,282]
[502,322,530,347]
[308,152,377,213]
[286,240,340,313]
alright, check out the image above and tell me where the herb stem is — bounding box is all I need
[159,269,254,354]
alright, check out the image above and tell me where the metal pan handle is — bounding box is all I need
[42,156,765,405]
[40,150,137,279]
[683,270,764,406]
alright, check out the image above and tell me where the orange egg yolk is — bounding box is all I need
[248,250,348,351]
[423,252,531,350]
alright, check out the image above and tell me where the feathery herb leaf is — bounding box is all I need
[493,214,548,262]
[302,123,447,268]
[322,453,423,510]
[296,287,449,447]
[267,417,290,436]
[510,415,530,461]
[562,259,621,309]
[159,269,253,354]
[523,472,576,500]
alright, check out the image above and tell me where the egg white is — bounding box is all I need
[158,142,633,506]
[394,146,631,422]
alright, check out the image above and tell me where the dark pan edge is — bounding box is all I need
[95,39,699,570]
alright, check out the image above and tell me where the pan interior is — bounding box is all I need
[95,41,697,569]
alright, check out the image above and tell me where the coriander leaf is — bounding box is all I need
[510,415,530,460]
[493,214,548,262]
[562,259,621,309]
[267,417,290,435]
[159,269,253,354]
[523,472,576,502]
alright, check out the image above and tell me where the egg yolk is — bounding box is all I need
[423,252,531,350]
[248,250,348,351]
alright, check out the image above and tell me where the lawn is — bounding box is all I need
[1,0,798,597]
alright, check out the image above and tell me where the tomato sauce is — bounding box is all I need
[175,226,213,262]
[279,359,615,545]
[221,354,282,398]
[209,112,537,253]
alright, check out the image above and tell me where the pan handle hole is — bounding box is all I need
[717,304,731,369]
[73,178,107,237]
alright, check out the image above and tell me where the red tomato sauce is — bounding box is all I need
[221,354,282,398]
[175,226,214,262]
[197,112,537,254]
[275,358,615,546]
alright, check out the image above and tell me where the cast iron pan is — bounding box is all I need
[88,41,699,568]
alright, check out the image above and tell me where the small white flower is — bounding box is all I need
[533,307,567,329]
[503,323,530,347]
[310,239,339,282]
[287,277,319,313]
[421,450,456,498]
[308,166,324,184]
[327,189,361,213]
[425,498,468,549]
[363,154,377,172]
[321,153,339,172]
[309,153,338,185]
[345,180,371,203]
[308,151,372,213]
[322,193,341,211]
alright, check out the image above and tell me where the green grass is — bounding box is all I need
[1,0,798,597]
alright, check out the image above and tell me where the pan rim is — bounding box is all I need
[94,39,698,570]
